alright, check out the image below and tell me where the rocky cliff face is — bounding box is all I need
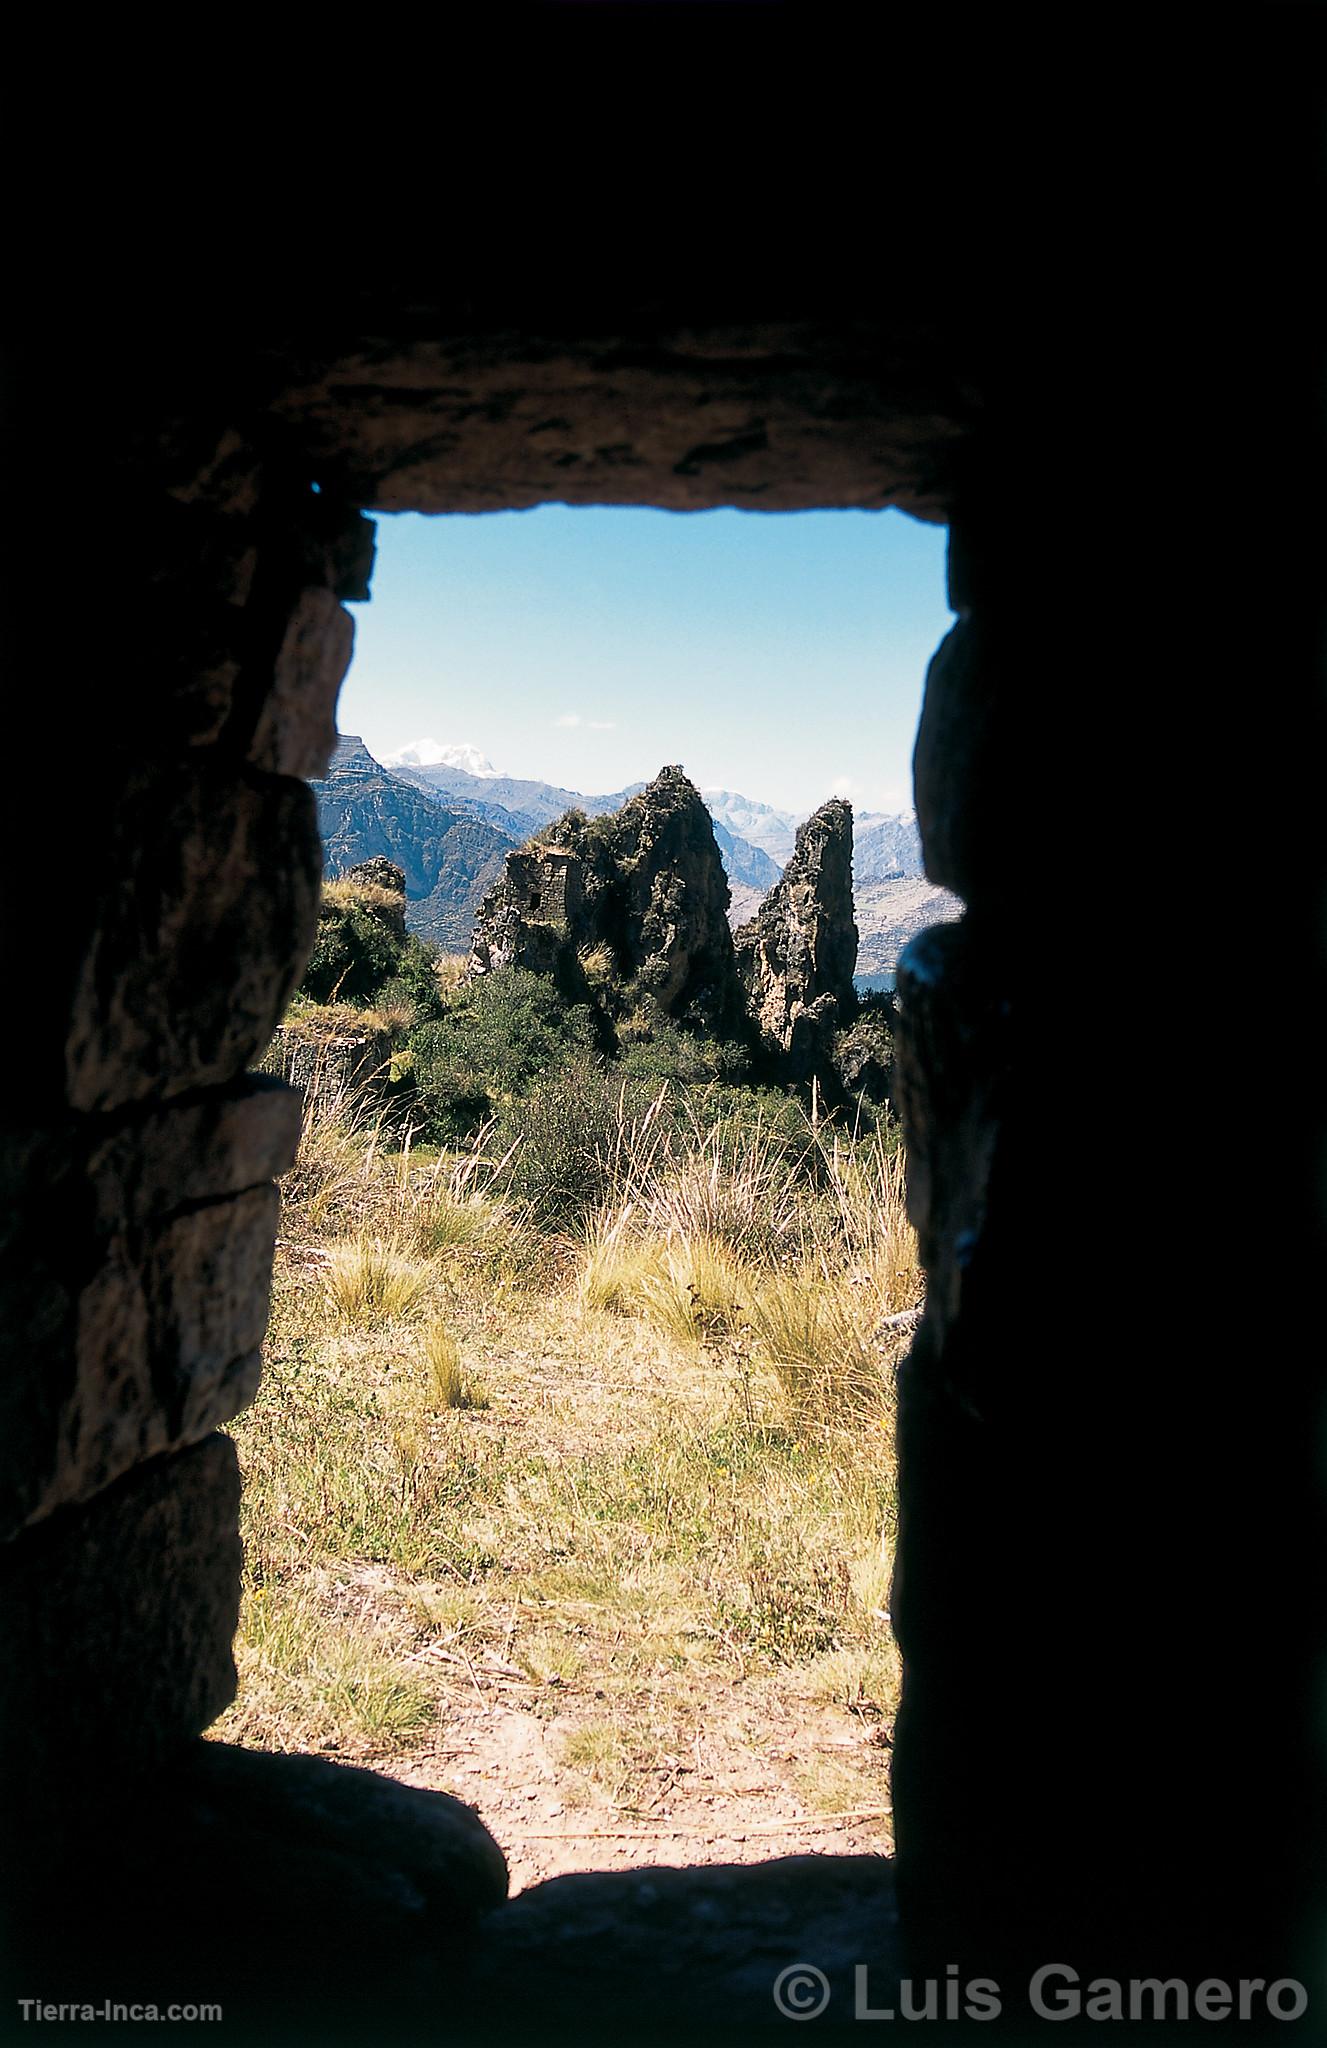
[470,766,740,1032]
[397,758,781,895]
[732,798,858,1081]
[312,738,515,951]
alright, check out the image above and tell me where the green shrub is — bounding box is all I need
[499,1054,616,1221]
[499,1055,661,1223]
[373,936,449,1026]
[408,1061,496,1145]
[299,888,408,1004]
[615,1003,753,1088]
[407,969,597,1143]
[833,1001,895,1112]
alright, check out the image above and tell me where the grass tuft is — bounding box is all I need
[423,1322,489,1411]
[323,1235,434,1322]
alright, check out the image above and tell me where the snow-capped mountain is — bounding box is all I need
[700,789,800,864]
[375,756,921,884]
[705,789,924,885]
[385,739,500,778]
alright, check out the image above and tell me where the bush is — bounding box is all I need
[615,1003,753,1089]
[373,936,449,1026]
[499,1055,660,1224]
[299,883,410,1005]
[407,969,597,1143]
[834,999,895,1108]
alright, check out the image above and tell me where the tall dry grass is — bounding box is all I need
[276,1053,526,1264]
[576,1102,921,1434]
[222,1064,913,1789]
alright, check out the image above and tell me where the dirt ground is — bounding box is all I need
[390,1661,893,1892]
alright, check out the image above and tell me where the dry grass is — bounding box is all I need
[225,1582,436,1752]
[323,1235,435,1322]
[577,942,617,988]
[577,1113,918,1433]
[423,1322,489,1411]
[281,997,414,1037]
[747,1269,893,1428]
[579,1225,748,1346]
[216,1072,917,1847]
[556,1719,629,1784]
[433,952,470,996]
[322,877,406,922]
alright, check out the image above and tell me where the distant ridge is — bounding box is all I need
[312,738,516,950]
[317,739,957,972]
[392,758,781,892]
[385,739,499,777]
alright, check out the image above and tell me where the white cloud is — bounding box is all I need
[555,713,582,728]
[589,720,617,731]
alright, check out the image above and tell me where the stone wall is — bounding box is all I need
[0,434,369,1854]
[886,471,1323,1998]
[0,317,973,1969]
[2,242,1321,2028]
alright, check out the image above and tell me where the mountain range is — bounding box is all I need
[314,739,513,950]
[313,738,960,971]
[388,756,786,894]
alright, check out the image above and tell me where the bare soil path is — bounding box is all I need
[391,1665,893,1892]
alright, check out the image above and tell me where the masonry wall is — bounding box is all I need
[1,278,1320,2025]
[0,431,369,1855]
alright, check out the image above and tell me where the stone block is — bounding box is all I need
[463,1856,898,2029]
[310,502,376,602]
[111,491,265,748]
[65,763,322,1113]
[912,617,994,902]
[945,519,975,617]
[0,1437,242,1839]
[9,1744,507,2020]
[1,1080,298,1538]
[173,1744,508,1916]
[2,1181,280,1541]
[249,585,355,780]
[160,424,265,518]
[83,1074,302,1232]
[891,919,1009,1345]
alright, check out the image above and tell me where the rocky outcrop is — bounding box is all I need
[469,766,740,1032]
[732,798,858,1082]
[399,757,782,896]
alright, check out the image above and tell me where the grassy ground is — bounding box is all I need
[212,1074,919,1889]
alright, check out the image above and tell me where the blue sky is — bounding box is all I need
[340,506,953,818]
